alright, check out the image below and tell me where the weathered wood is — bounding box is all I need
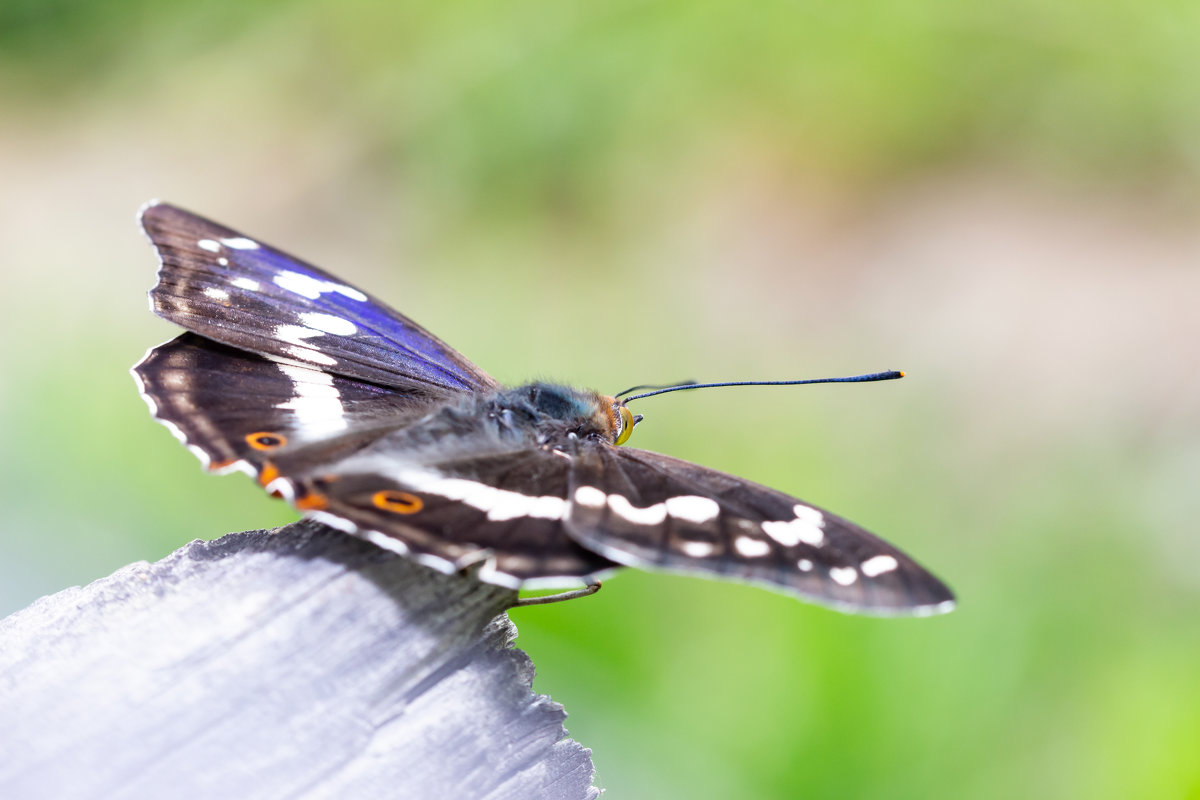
[0,521,598,800]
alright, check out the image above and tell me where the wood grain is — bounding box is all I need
[0,521,598,800]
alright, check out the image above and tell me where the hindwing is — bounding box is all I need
[133,333,431,481]
[564,446,955,615]
[290,444,619,588]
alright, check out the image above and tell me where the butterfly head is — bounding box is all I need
[604,398,641,446]
[514,383,642,446]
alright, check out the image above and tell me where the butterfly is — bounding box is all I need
[132,201,955,615]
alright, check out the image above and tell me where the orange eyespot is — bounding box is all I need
[373,490,424,514]
[295,493,329,511]
[614,405,635,446]
[247,431,288,451]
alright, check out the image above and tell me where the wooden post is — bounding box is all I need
[0,521,598,800]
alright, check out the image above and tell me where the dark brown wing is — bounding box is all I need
[141,201,497,396]
[564,446,955,616]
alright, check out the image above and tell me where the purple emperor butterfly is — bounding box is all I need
[132,202,954,615]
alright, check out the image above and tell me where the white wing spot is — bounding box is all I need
[308,510,357,534]
[333,283,368,302]
[264,476,295,502]
[487,492,566,522]
[231,276,259,290]
[734,535,770,557]
[861,554,899,577]
[399,472,566,522]
[680,540,716,557]
[274,270,368,302]
[358,528,410,556]
[197,239,221,252]
[203,287,230,301]
[573,486,606,508]
[280,344,337,366]
[664,495,720,523]
[274,363,347,436]
[608,494,668,525]
[275,271,329,299]
[762,518,824,547]
[569,487,710,527]
[220,237,259,250]
[275,324,323,344]
[299,312,358,336]
[793,504,824,525]
[761,503,826,547]
[797,558,814,571]
[830,566,858,585]
[218,257,229,266]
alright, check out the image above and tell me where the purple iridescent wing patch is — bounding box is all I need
[140,201,496,397]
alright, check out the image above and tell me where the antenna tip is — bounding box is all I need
[897,371,906,378]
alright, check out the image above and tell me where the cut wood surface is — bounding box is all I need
[0,521,598,800]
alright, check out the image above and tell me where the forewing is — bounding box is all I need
[133,333,432,482]
[565,446,955,615]
[289,446,619,589]
[140,201,496,396]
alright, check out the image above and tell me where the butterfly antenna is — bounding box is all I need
[615,379,698,398]
[620,370,904,403]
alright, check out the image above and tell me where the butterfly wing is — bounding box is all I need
[135,334,616,591]
[135,203,613,589]
[565,446,955,615]
[140,201,496,396]
[133,333,435,483]
[134,202,950,607]
[286,439,619,588]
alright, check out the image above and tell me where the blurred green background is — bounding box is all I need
[2,2,1198,797]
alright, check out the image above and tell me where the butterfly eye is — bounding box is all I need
[614,405,635,446]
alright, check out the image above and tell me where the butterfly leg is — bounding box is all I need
[452,548,496,574]
[449,551,601,605]
[512,582,602,607]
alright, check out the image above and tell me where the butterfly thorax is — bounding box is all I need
[343,382,617,462]
[488,382,619,447]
